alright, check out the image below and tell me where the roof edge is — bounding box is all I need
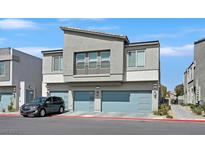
[194,38,205,45]
[60,26,129,43]
[126,40,160,46]
[41,48,63,54]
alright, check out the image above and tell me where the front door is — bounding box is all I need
[74,91,94,112]
[26,89,34,103]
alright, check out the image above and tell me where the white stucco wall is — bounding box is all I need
[126,70,159,81]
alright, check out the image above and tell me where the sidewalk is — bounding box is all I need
[1,109,205,123]
[171,104,205,120]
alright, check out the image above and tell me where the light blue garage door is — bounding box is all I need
[102,91,152,113]
[74,91,94,112]
[50,91,68,110]
[0,93,14,111]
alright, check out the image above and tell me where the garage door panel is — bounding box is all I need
[102,91,152,113]
[50,91,68,110]
[74,91,94,112]
[0,93,14,110]
[102,102,138,113]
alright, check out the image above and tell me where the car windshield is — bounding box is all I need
[29,97,47,104]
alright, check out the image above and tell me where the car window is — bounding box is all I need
[53,97,59,102]
[45,97,52,104]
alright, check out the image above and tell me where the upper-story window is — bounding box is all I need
[128,50,145,68]
[52,55,63,71]
[0,62,5,76]
[76,53,86,69]
[100,51,110,68]
[75,50,110,75]
[88,52,97,69]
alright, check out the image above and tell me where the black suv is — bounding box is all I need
[20,96,65,117]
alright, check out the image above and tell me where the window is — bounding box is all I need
[100,51,110,68]
[76,53,85,69]
[128,51,136,67]
[0,62,5,76]
[53,56,63,71]
[74,50,110,75]
[88,52,97,68]
[128,50,145,68]
[137,50,145,66]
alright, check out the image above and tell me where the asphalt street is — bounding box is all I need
[0,116,205,135]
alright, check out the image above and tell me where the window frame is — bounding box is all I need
[88,52,98,69]
[75,53,86,70]
[52,55,63,72]
[127,49,145,68]
[100,51,110,69]
[136,50,145,67]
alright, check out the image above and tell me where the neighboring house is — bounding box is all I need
[42,27,160,114]
[184,62,195,104]
[167,91,177,100]
[194,39,205,104]
[184,38,205,104]
[0,48,42,111]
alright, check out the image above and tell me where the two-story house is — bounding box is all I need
[0,48,42,111]
[184,38,205,105]
[42,27,160,114]
[194,38,205,104]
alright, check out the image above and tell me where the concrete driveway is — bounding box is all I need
[171,104,205,119]
[60,111,153,118]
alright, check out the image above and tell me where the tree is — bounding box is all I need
[160,84,167,98]
[175,84,184,97]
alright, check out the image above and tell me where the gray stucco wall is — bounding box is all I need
[0,48,11,55]
[63,31,125,82]
[194,41,205,103]
[12,49,42,102]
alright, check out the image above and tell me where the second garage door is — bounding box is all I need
[102,91,152,113]
[74,91,94,112]
[50,91,68,111]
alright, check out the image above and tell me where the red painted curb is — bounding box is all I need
[1,113,205,123]
[0,113,20,117]
[51,115,205,123]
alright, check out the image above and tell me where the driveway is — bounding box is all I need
[60,111,152,118]
[171,104,204,119]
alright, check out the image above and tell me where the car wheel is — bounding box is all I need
[23,115,28,117]
[39,109,46,117]
[59,106,64,114]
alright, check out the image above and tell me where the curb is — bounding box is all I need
[0,113,20,117]
[1,113,205,123]
[51,115,205,123]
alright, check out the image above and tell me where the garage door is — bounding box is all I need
[0,93,14,111]
[50,91,68,110]
[102,91,152,113]
[74,91,94,112]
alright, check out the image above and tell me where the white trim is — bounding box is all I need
[10,48,13,84]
